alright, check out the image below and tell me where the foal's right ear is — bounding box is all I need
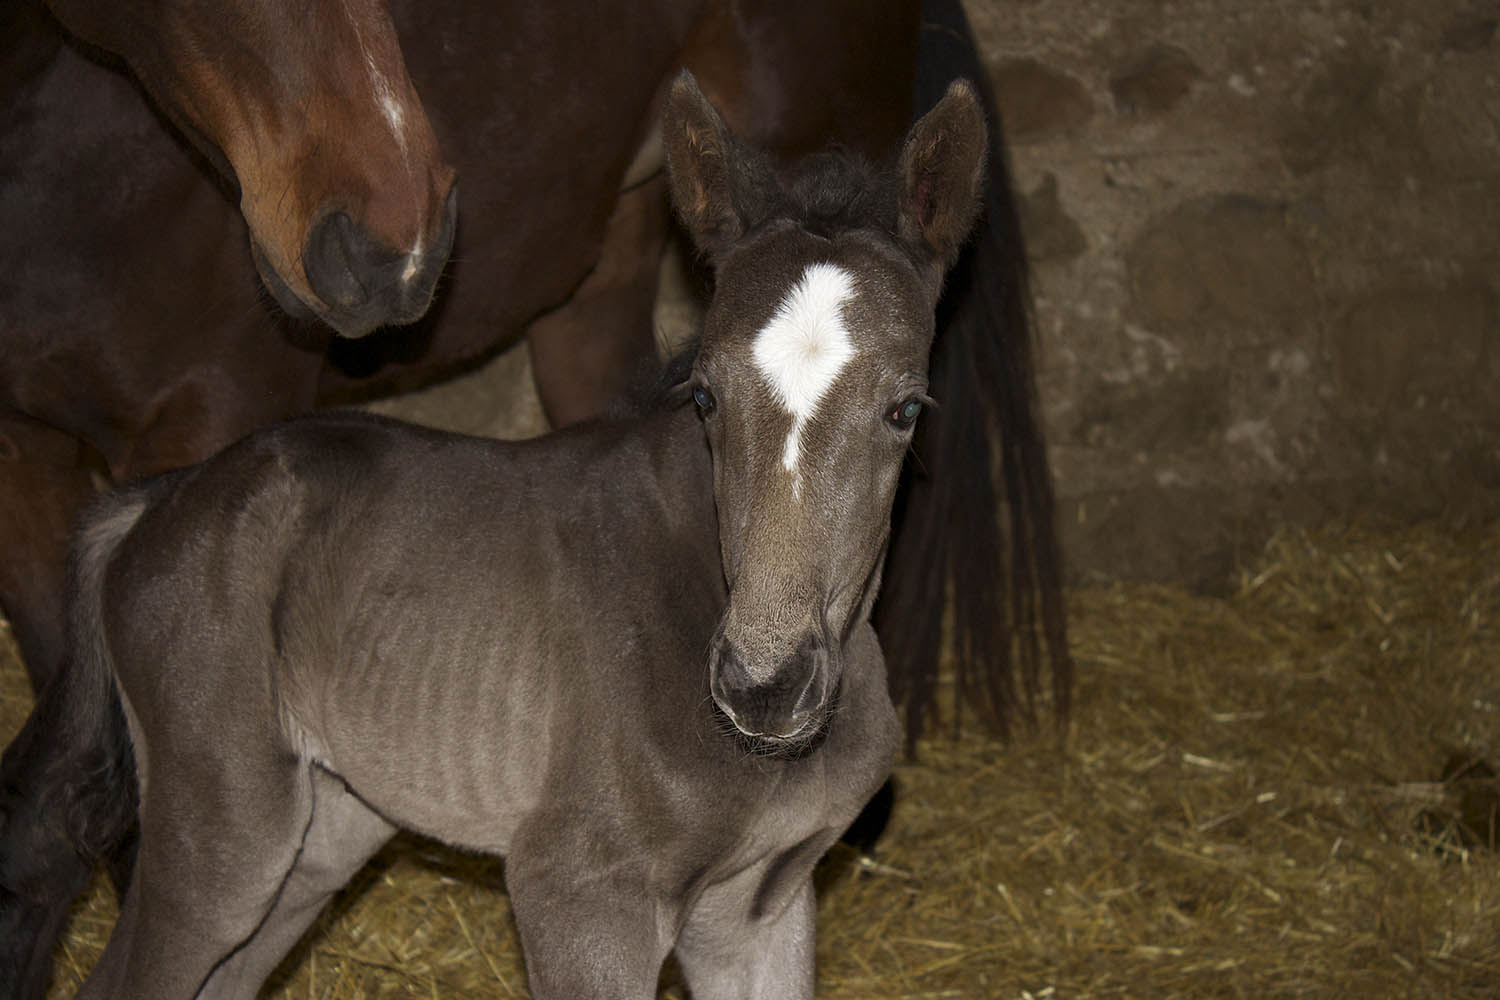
[663,71,748,263]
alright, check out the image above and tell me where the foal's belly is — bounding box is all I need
[290,631,564,856]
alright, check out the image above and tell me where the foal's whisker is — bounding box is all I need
[904,439,930,478]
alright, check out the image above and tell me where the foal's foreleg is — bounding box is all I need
[503,843,672,1000]
[673,871,818,1000]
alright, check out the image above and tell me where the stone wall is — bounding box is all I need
[969,0,1500,588]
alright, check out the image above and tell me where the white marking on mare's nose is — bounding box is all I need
[400,239,424,283]
[752,263,857,497]
[376,84,407,148]
[364,56,410,158]
[342,0,415,163]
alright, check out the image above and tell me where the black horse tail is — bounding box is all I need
[0,483,152,999]
[876,0,1072,748]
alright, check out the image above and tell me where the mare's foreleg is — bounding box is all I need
[0,500,142,1000]
[525,173,670,427]
[0,674,129,1000]
[0,415,97,690]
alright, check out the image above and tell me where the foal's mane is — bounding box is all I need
[610,342,698,420]
[733,145,904,248]
[778,150,902,242]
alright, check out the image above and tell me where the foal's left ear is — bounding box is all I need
[663,71,751,264]
[897,79,988,285]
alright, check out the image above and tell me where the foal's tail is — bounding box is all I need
[876,0,1072,747]
[0,484,154,1000]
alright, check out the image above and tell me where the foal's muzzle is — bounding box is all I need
[709,631,834,755]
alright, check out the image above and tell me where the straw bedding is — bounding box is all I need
[3,518,1497,997]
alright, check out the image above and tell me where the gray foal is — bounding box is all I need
[4,71,989,999]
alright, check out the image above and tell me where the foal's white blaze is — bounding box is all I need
[753,263,858,497]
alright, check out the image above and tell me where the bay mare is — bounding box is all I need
[0,75,992,998]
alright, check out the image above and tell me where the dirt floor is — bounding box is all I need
[5,517,1498,998]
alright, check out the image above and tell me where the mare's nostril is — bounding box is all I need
[304,211,371,311]
[389,187,456,318]
[302,190,454,331]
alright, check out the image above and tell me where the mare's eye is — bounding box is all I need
[693,385,717,413]
[889,398,923,430]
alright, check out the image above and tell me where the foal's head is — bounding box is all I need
[663,72,987,755]
[49,0,455,338]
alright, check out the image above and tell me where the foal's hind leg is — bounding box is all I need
[77,748,320,1000]
[199,765,395,997]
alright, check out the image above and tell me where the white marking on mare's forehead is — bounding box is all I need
[752,262,858,497]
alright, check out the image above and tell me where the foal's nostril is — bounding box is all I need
[791,656,825,719]
[708,641,753,723]
[709,633,830,744]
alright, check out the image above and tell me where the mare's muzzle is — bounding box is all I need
[709,630,836,754]
[293,184,459,338]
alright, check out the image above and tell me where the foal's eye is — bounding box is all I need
[889,398,923,430]
[693,385,716,414]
